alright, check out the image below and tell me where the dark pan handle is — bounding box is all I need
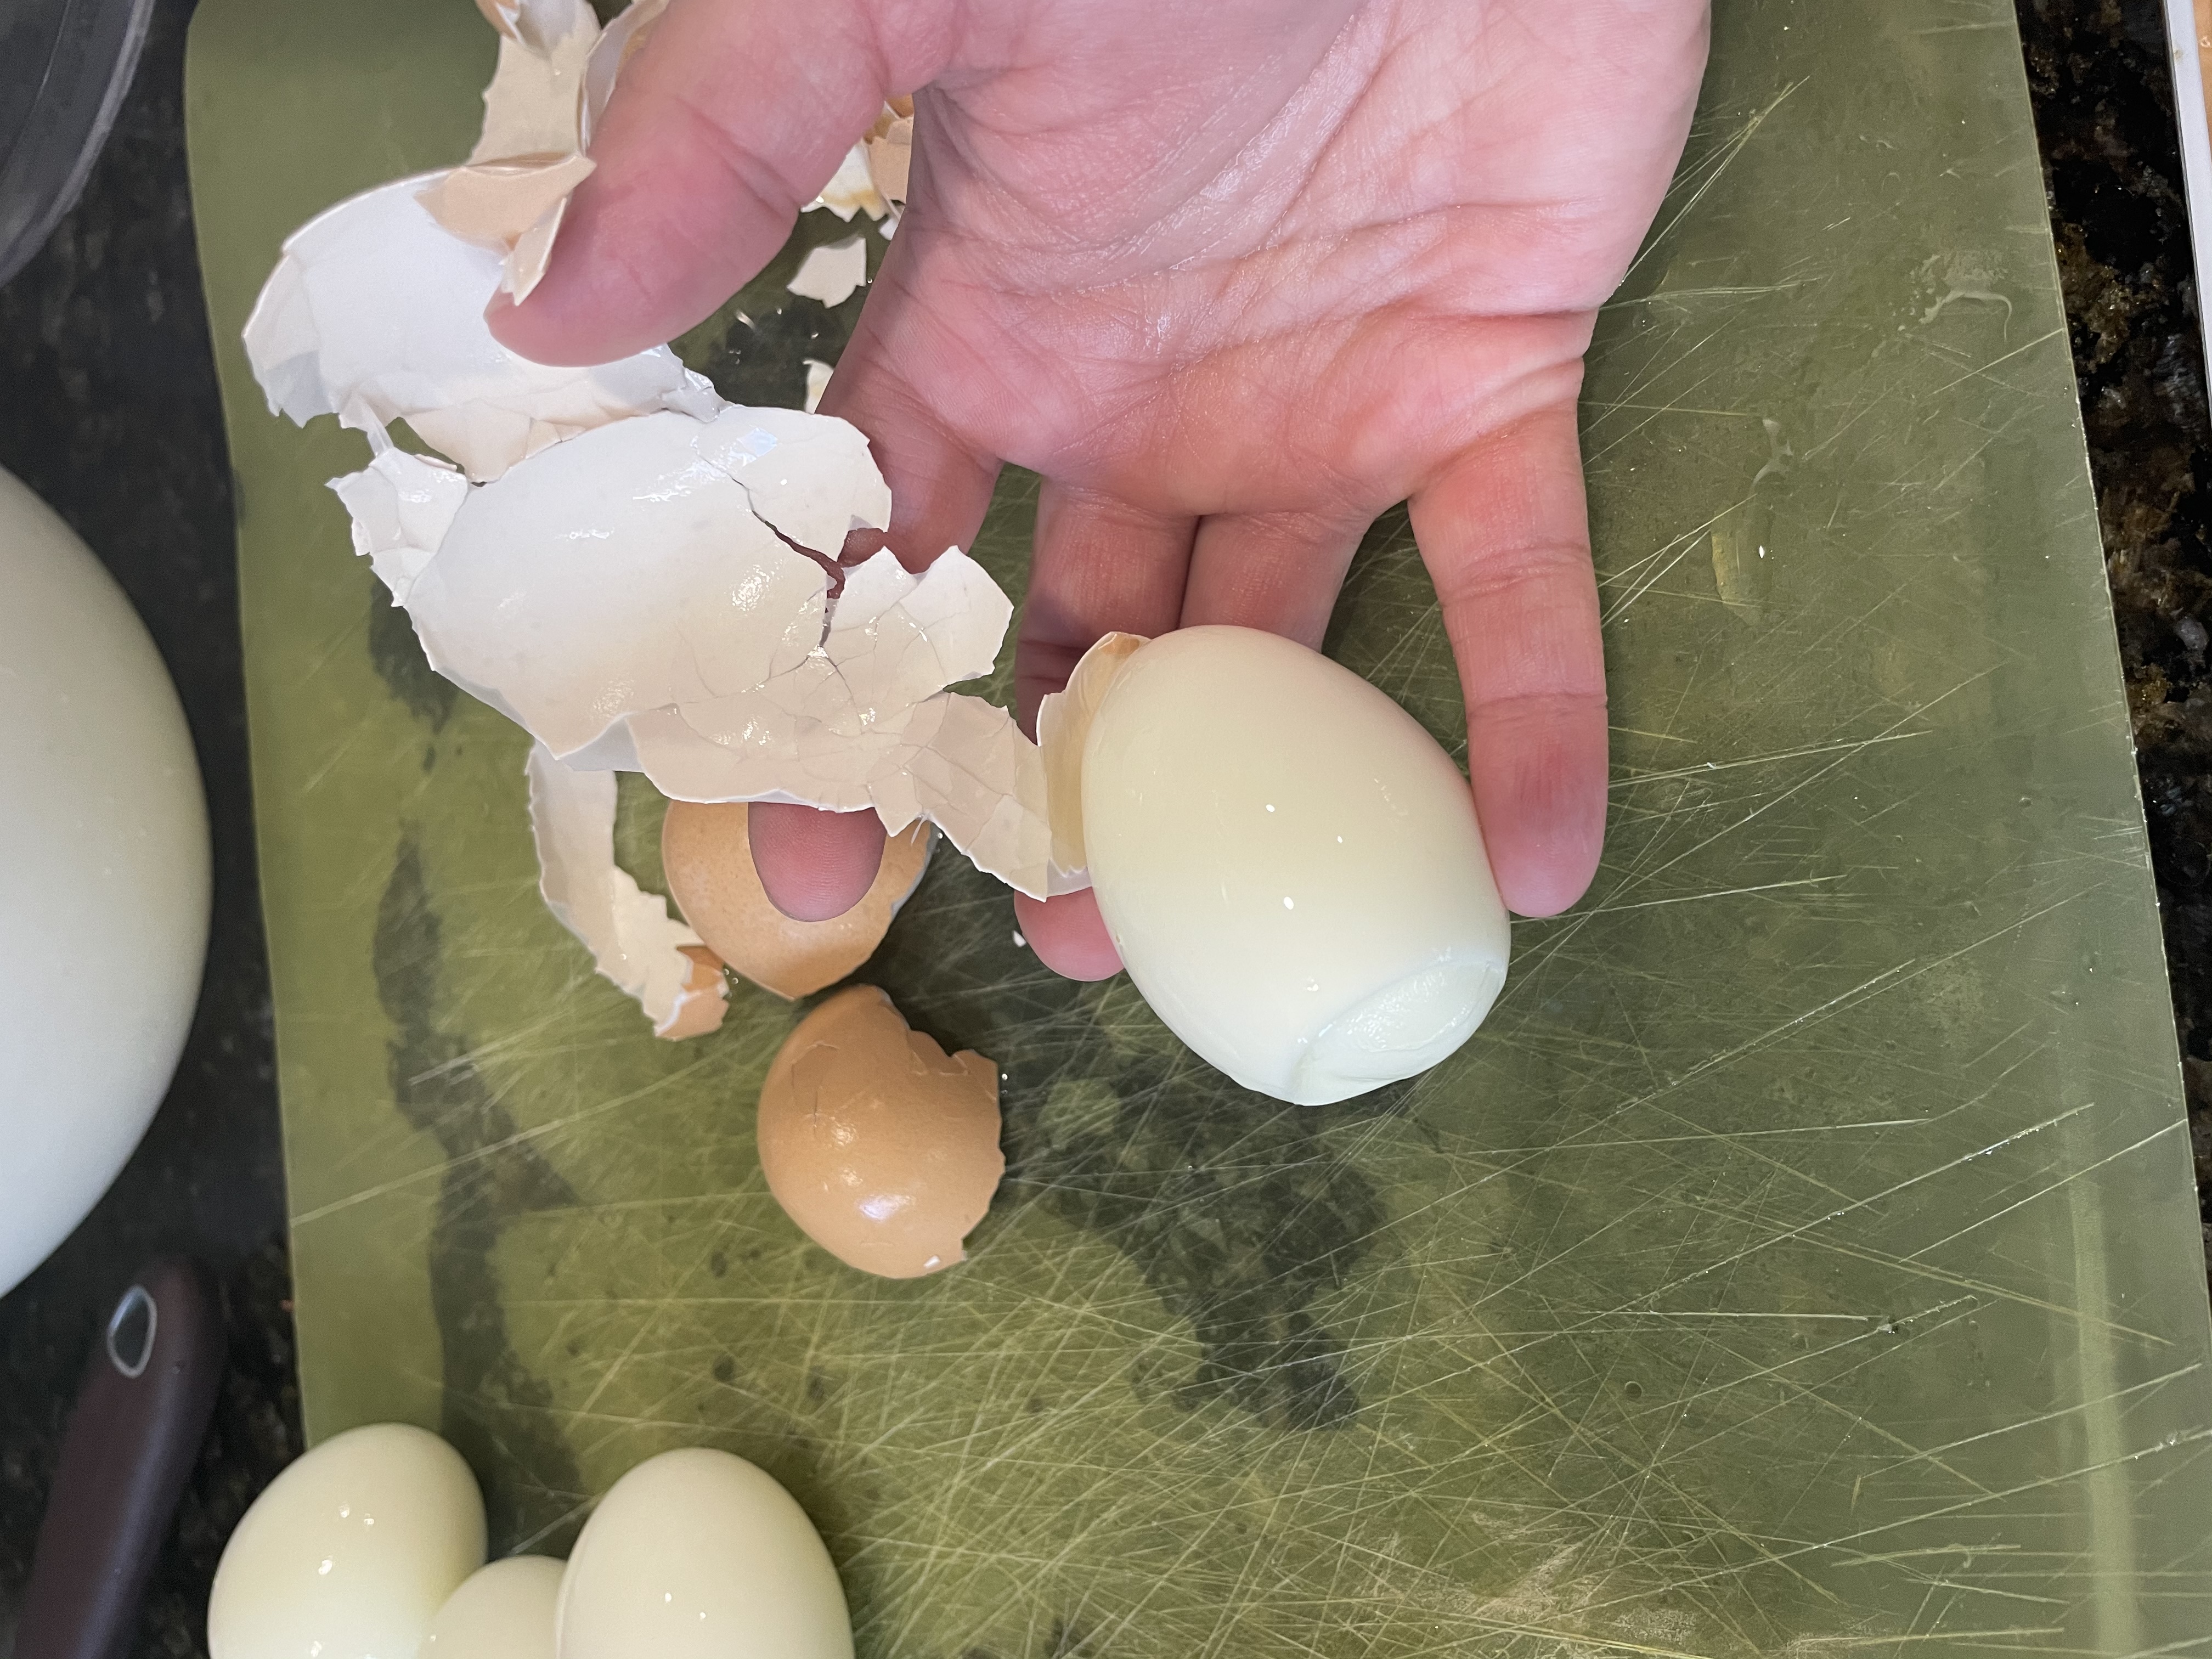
[15,1258,224,1659]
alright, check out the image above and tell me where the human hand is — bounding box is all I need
[492,0,1711,977]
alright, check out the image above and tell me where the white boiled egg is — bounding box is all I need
[0,465,208,1299]
[206,1423,486,1659]
[422,1555,563,1657]
[1078,625,1510,1105]
[556,1449,851,1659]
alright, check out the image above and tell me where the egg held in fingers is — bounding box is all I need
[1053,625,1511,1107]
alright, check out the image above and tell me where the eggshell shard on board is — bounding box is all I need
[206,1424,486,1659]
[242,174,718,482]
[758,985,1003,1278]
[526,743,727,1039]
[420,1555,562,1658]
[787,235,868,307]
[1079,626,1511,1106]
[556,1449,853,1659]
[663,802,933,999]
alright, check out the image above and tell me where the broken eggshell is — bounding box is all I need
[758,985,1002,1278]
[526,743,727,1040]
[243,173,717,482]
[249,12,1066,1040]
[663,801,933,1000]
[786,235,868,308]
[420,0,671,301]
[417,0,599,301]
[1035,629,1145,885]
[1059,626,1512,1107]
[340,405,1057,894]
[810,97,913,222]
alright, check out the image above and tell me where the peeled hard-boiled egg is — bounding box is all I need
[556,1448,853,1659]
[0,466,210,1300]
[1066,625,1510,1106]
[420,1555,562,1657]
[206,1423,486,1659]
[757,985,1003,1278]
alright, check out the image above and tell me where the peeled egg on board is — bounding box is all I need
[1070,625,1510,1106]
[555,1448,853,1659]
[421,1555,562,1657]
[206,1423,486,1659]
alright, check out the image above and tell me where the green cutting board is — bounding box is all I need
[187,1,2212,1652]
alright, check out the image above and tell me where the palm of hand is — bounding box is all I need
[494,0,1709,957]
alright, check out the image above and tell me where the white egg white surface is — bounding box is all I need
[421,1555,563,1658]
[1080,626,1510,1105]
[206,1423,486,1659]
[556,1448,852,1659]
[0,467,208,1300]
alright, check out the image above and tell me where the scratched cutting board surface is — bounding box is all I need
[187,1,2212,1652]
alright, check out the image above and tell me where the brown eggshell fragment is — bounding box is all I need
[656,945,729,1041]
[662,802,932,1000]
[758,986,1003,1279]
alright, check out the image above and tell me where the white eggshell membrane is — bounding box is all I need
[243,174,717,483]
[526,745,724,1037]
[1080,627,1510,1106]
[556,1449,853,1659]
[206,1423,486,1659]
[421,1555,563,1658]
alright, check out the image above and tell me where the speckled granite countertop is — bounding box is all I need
[1,0,2207,1650]
[2018,0,2212,1242]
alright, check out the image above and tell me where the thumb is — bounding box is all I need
[489,0,939,365]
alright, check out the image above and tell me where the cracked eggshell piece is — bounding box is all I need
[583,0,669,138]
[430,0,672,302]
[463,0,595,159]
[422,0,599,301]
[368,393,1048,888]
[758,986,1003,1279]
[421,1555,562,1658]
[786,235,868,307]
[1035,629,1145,884]
[1080,626,1510,1107]
[329,445,469,606]
[556,1449,852,1659]
[809,98,913,221]
[526,744,727,1039]
[811,143,885,221]
[405,410,838,760]
[864,114,912,207]
[206,1424,485,1659]
[662,802,933,999]
[328,404,1055,912]
[242,174,717,482]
